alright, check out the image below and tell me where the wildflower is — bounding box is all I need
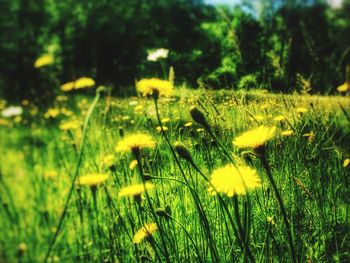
[55,95,68,102]
[102,154,116,168]
[156,126,168,133]
[161,117,170,123]
[1,106,23,118]
[281,130,294,136]
[118,183,155,198]
[129,160,138,170]
[267,216,275,225]
[252,114,265,121]
[174,142,193,163]
[44,170,58,179]
[184,122,192,127]
[76,173,109,187]
[136,78,174,98]
[343,158,350,168]
[34,54,54,68]
[147,48,169,62]
[190,106,209,129]
[60,81,75,92]
[274,115,285,122]
[74,77,95,89]
[44,108,60,119]
[133,223,158,244]
[115,133,156,154]
[208,164,261,196]
[296,107,308,114]
[59,120,80,131]
[303,131,315,143]
[337,82,349,93]
[233,126,276,150]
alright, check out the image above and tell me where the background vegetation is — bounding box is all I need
[1,0,350,101]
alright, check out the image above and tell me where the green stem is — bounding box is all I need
[260,155,296,263]
[44,91,101,262]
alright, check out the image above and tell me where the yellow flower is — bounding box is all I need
[281,130,294,136]
[44,108,60,119]
[60,81,75,92]
[34,54,54,68]
[274,115,285,122]
[118,183,155,197]
[59,120,80,131]
[76,173,109,187]
[209,164,261,196]
[74,77,95,89]
[136,78,174,97]
[115,133,156,153]
[233,126,276,149]
[184,122,192,127]
[337,82,349,93]
[156,126,168,133]
[44,170,58,179]
[296,107,308,114]
[133,223,158,244]
[129,160,138,170]
[343,158,350,168]
[102,154,116,168]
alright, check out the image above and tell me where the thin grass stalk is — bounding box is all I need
[153,98,219,262]
[44,90,102,262]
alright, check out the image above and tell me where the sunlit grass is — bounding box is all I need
[0,88,349,262]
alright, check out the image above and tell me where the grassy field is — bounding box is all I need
[0,87,349,262]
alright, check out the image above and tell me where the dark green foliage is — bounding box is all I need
[0,0,350,101]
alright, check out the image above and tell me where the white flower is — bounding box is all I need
[147,48,169,62]
[1,106,23,118]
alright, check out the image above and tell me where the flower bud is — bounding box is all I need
[190,106,209,130]
[174,142,193,163]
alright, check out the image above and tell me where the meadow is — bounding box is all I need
[0,83,349,262]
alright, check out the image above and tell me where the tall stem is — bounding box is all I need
[260,154,296,263]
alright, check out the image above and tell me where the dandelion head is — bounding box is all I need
[115,133,156,154]
[34,54,54,68]
[136,78,174,98]
[133,223,158,244]
[337,82,349,93]
[209,164,261,197]
[233,126,276,150]
[118,183,155,198]
[76,173,109,187]
[281,130,294,137]
[74,77,95,89]
[296,107,308,114]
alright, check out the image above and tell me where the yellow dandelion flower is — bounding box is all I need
[129,160,138,170]
[59,120,80,131]
[274,115,285,122]
[115,133,156,153]
[60,81,75,92]
[253,114,265,121]
[156,126,168,133]
[184,122,192,127]
[343,158,350,168]
[55,95,68,102]
[133,223,158,244]
[44,108,60,119]
[74,77,95,89]
[296,107,308,114]
[76,173,109,187]
[233,126,276,149]
[118,183,155,197]
[136,78,174,97]
[44,170,58,179]
[209,164,261,196]
[337,82,349,93]
[161,117,170,123]
[281,130,294,136]
[102,154,116,168]
[34,54,54,68]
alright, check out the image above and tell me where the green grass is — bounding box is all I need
[0,88,349,262]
